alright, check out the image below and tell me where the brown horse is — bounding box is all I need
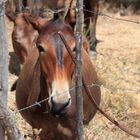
[6,11,49,65]
[6,11,48,91]
[16,16,101,139]
[6,11,38,65]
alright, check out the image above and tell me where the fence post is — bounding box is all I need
[32,0,41,16]
[75,0,84,139]
[26,0,34,12]
[0,1,8,139]
[0,1,24,139]
[15,0,22,12]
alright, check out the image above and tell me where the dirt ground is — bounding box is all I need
[6,10,140,140]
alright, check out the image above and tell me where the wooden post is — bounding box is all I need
[75,0,84,139]
[15,0,22,12]
[32,0,41,17]
[0,1,24,139]
[0,1,8,139]
[0,100,24,140]
[26,0,34,12]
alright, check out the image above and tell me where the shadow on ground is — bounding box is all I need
[9,51,20,76]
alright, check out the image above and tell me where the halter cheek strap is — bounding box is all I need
[27,56,41,112]
[27,49,50,113]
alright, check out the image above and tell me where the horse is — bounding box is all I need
[15,15,101,139]
[6,10,49,91]
[83,0,99,51]
[6,11,38,65]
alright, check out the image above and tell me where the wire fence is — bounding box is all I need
[39,5,140,25]
[13,83,97,113]
[12,3,140,25]
[12,81,140,114]
[83,8,140,24]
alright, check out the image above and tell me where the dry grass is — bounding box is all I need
[6,12,140,139]
[84,14,140,140]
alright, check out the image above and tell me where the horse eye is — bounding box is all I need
[37,44,46,54]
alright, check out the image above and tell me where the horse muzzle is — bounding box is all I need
[49,97,71,117]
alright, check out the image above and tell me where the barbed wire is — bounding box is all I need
[4,2,140,25]
[15,98,48,113]
[12,81,140,114]
[13,84,87,113]
[40,6,140,25]
[83,8,140,24]
[14,85,76,113]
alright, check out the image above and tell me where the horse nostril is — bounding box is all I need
[50,97,71,115]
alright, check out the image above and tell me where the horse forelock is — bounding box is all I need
[53,33,65,68]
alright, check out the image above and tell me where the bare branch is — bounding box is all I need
[75,0,84,139]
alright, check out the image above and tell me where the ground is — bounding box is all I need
[7,10,140,140]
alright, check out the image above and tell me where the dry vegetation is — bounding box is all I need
[6,8,140,140]
[84,13,140,140]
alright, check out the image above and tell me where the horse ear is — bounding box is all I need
[27,61,41,112]
[23,14,48,31]
[6,11,16,22]
[64,0,76,30]
[23,14,40,30]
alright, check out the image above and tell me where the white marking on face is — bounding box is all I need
[50,80,71,104]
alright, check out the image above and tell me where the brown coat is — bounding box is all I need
[16,19,101,140]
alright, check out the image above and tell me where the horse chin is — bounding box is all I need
[51,107,75,119]
[55,113,66,118]
[52,110,67,118]
[52,101,76,118]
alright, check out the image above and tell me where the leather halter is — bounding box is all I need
[32,52,50,113]
[57,31,140,139]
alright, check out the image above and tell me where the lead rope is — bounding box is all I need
[57,31,140,139]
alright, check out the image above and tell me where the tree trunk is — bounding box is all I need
[0,1,9,139]
[15,0,22,12]
[75,0,84,139]
[0,1,24,139]
[33,0,42,16]
[0,100,24,140]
